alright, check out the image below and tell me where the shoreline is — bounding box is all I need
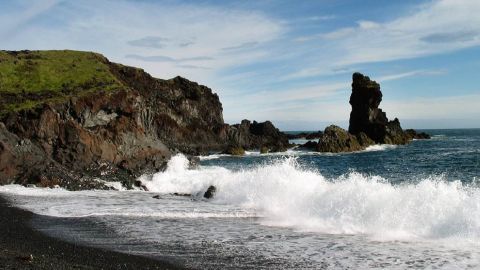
[0,196,185,270]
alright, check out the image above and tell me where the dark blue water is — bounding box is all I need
[202,129,480,185]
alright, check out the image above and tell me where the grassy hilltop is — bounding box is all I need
[0,50,126,114]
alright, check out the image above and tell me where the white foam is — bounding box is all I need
[198,154,230,160]
[142,154,480,241]
[2,154,480,242]
[364,144,398,152]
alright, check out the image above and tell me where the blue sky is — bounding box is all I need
[1,0,479,130]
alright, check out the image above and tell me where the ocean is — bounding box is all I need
[1,129,479,269]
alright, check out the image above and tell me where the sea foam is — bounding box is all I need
[142,154,480,241]
[2,153,479,242]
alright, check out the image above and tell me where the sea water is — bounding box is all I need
[1,129,479,269]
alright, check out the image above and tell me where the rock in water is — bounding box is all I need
[317,125,365,153]
[203,185,216,199]
[348,73,389,142]
[347,72,421,144]
[224,146,246,156]
[405,129,431,140]
[227,120,289,152]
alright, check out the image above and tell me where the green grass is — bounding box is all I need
[0,50,126,113]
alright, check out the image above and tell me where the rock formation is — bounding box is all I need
[227,120,289,153]
[348,72,422,145]
[0,50,288,188]
[300,72,429,153]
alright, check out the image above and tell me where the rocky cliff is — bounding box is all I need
[0,50,286,189]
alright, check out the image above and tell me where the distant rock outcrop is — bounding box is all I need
[287,131,323,140]
[227,120,289,152]
[317,125,363,153]
[348,72,417,145]
[300,72,429,153]
[405,129,431,140]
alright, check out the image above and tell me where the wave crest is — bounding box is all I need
[142,154,480,240]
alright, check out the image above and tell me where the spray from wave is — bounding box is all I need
[141,154,480,241]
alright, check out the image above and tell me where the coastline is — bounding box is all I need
[0,196,185,270]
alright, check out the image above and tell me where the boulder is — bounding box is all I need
[203,185,217,199]
[227,120,289,152]
[224,146,245,156]
[317,125,364,153]
[405,129,431,140]
[260,146,269,154]
[299,140,318,150]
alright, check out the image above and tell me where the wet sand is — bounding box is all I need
[0,196,185,270]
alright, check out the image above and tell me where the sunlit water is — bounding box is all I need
[1,129,479,269]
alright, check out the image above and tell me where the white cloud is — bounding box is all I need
[383,94,480,120]
[377,69,446,82]
[2,0,285,84]
[292,0,480,79]
[334,0,480,65]
[0,0,59,37]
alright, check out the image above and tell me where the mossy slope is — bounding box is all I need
[0,50,125,113]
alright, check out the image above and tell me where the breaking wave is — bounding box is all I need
[142,154,480,241]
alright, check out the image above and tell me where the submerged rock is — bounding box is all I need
[260,146,269,154]
[173,192,191,197]
[224,146,246,156]
[203,185,217,199]
[405,129,431,140]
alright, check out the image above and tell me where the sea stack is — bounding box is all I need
[300,72,429,153]
[348,72,410,145]
[348,72,387,142]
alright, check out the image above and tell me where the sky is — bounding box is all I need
[1,0,479,130]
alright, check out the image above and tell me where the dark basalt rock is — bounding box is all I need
[348,73,389,143]
[317,125,367,153]
[0,51,294,189]
[0,51,232,188]
[405,129,431,140]
[298,140,318,150]
[224,145,246,156]
[173,192,191,197]
[203,185,216,199]
[227,120,289,153]
[347,72,429,145]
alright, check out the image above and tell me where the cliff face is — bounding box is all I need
[0,50,284,188]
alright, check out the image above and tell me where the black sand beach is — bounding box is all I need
[0,196,184,270]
